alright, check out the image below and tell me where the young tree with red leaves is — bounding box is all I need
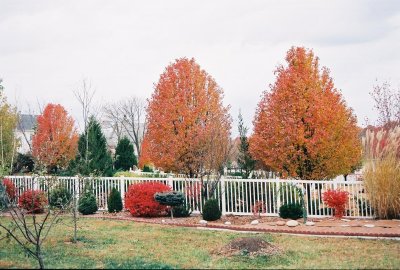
[250,47,361,180]
[32,104,79,173]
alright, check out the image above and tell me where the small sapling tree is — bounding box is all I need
[0,176,70,269]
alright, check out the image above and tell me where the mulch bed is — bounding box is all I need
[3,210,398,238]
[83,211,400,238]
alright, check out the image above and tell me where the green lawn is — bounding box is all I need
[0,217,399,269]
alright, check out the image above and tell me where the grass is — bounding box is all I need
[0,217,399,269]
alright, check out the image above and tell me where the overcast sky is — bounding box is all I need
[1,0,399,134]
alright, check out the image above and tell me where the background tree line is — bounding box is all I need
[2,47,399,180]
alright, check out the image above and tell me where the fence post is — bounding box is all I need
[220,176,226,216]
[33,176,38,190]
[120,175,126,207]
[167,175,174,190]
[276,178,281,214]
[74,175,80,203]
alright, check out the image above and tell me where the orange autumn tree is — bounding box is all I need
[250,47,361,180]
[32,104,79,172]
[142,58,232,179]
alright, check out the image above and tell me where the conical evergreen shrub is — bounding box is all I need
[202,199,221,221]
[73,117,114,176]
[108,188,123,213]
[114,137,137,171]
[78,190,98,215]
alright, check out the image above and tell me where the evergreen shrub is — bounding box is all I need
[108,187,123,213]
[49,187,72,209]
[202,199,221,221]
[78,190,98,215]
[279,202,303,219]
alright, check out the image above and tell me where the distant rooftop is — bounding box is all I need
[17,114,37,131]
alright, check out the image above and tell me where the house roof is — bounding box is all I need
[17,114,37,131]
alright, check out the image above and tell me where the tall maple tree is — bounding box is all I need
[142,58,232,177]
[32,103,78,172]
[250,47,361,180]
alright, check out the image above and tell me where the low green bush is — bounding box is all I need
[142,165,154,173]
[49,187,72,209]
[202,199,221,221]
[172,203,192,217]
[154,191,185,218]
[154,191,185,207]
[78,190,98,215]
[279,202,303,219]
[108,188,123,213]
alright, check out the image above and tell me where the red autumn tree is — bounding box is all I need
[32,103,79,172]
[250,47,362,180]
[138,135,153,169]
[142,58,232,177]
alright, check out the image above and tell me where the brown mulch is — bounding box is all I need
[98,211,284,225]
[213,237,283,257]
[88,211,400,238]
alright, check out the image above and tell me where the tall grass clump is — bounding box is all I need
[364,156,400,219]
[363,124,400,219]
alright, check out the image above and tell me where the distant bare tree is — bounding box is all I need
[102,101,125,143]
[102,97,147,160]
[73,79,96,166]
[119,97,147,159]
[370,80,400,126]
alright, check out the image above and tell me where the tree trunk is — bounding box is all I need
[37,246,45,269]
[73,196,77,243]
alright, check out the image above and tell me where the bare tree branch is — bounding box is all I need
[73,79,96,166]
[101,97,147,160]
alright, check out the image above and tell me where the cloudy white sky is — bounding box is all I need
[1,0,399,133]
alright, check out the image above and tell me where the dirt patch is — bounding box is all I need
[214,237,282,257]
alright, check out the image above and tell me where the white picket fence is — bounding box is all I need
[5,176,374,218]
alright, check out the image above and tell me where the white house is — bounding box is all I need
[16,114,37,154]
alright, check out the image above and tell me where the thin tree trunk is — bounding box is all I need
[0,123,4,172]
[10,136,17,173]
[73,196,77,243]
[37,246,45,269]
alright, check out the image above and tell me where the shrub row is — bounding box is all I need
[5,181,354,221]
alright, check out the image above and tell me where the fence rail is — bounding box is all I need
[4,176,373,218]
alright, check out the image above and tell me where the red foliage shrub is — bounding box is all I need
[18,189,48,213]
[2,178,16,200]
[322,189,349,218]
[125,182,171,217]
